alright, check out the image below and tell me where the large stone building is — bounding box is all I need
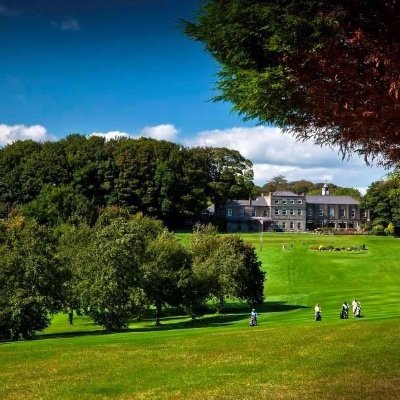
[218,184,369,232]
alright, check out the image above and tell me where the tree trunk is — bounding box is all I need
[155,303,162,326]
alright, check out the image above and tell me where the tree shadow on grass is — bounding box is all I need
[222,301,310,314]
[4,301,310,343]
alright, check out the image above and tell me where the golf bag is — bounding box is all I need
[249,316,257,326]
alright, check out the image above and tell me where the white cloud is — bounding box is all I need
[186,126,389,189]
[140,124,178,141]
[0,124,54,146]
[90,124,179,142]
[89,131,130,141]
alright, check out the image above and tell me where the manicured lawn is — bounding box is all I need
[1,233,399,399]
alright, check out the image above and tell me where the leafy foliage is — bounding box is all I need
[0,217,64,339]
[257,175,361,199]
[189,224,265,313]
[141,231,192,325]
[0,136,254,229]
[362,170,400,231]
[184,0,400,165]
[74,213,163,331]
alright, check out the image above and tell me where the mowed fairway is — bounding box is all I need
[1,233,399,399]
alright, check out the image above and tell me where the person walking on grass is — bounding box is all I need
[314,303,322,321]
[250,309,258,326]
[342,301,349,319]
[352,299,358,317]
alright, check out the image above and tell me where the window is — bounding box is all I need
[290,199,295,204]
[361,209,367,218]
[239,208,244,217]
[282,199,287,205]
[319,207,324,217]
[329,206,335,217]
[274,209,279,216]
[282,222,286,229]
[227,209,232,217]
[251,209,256,217]
[350,209,356,218]
[282,209,287,216]
[297,199,303,204]
[290,209,295,216]
[340,208,346,218]
[274,199,279,204]
[297,222,302,230]
[307,208,313,217]
[263,209,268,217]
[297,209,302,216]
[290,221,294,229]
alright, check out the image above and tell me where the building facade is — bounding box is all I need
[220,185,369,232]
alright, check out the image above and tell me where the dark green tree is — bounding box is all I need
[0,216,64,339]
[141,231,192,325]
[74,212,163,331]
[362,171,400,229]
[23,184,97,226]
[189,225,265,312]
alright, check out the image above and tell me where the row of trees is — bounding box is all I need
[0,210,265,340]
[255,175,362,199]
[0,135,254,228]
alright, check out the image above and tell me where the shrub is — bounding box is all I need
[384,222,395,236]
[370,224,386,236]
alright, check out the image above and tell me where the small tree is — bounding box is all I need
[141,231,192,325]
[74,213,163,331]
[385,222,395,236]
[189,225,265,313]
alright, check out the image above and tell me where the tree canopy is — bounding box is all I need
[255,175,362,200]
[0,136,254,229]
[362,170,400,231]
[184,0,400,166]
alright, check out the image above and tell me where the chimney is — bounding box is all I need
[249,197,252,206]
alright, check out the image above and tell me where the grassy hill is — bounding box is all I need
[1,233,399,399]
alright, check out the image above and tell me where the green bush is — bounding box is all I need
[370,224,386,236]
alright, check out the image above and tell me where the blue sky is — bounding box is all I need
[0,0,389,190]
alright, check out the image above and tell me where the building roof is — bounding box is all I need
[273,191,301,197]
[226,196,268,207]
[305,195,360,205]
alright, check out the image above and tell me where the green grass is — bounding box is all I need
[1,233,399,399]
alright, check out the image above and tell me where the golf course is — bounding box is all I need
[1,232,399,399]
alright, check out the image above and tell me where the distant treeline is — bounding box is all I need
[254,174,362,199]
[0,135,254,228]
